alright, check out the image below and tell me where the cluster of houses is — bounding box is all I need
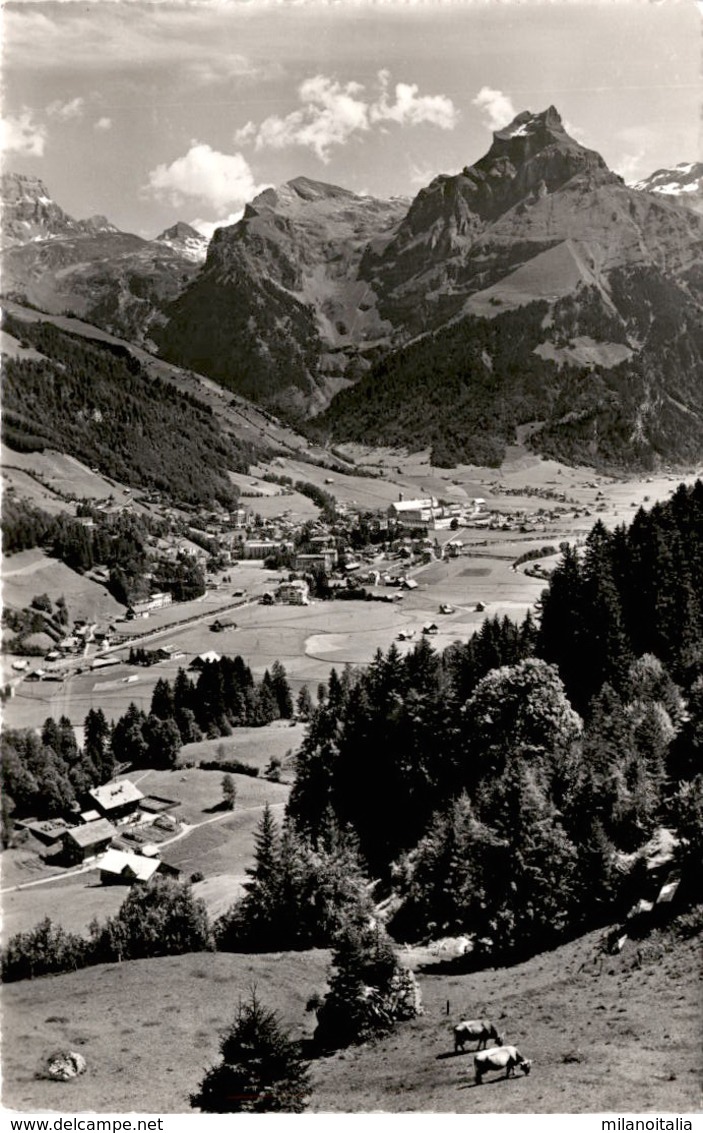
[387,495,488,529]
[17,778,182,886]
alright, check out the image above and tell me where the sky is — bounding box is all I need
[1,0,701,238]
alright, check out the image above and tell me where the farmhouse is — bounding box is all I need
[88,780,144,823]
[99,849,181,886]
[210,618,237,633]
[17,818,71,847]
[63,818,116,864]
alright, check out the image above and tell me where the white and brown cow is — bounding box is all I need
[474,1045,532,1084]
[453,1019,504,1053]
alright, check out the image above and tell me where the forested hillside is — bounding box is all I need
[284,483,703,956]
[2,314,261,508]
[311,274,703,469]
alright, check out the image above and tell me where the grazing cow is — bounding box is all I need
[474,1045,532,1084]
[453,1019,504,1053]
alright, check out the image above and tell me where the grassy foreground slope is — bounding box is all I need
[2,924,700,1114]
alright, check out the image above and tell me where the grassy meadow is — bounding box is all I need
[1,923,699,1114]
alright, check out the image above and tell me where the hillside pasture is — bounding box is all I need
[1,923,699,1114]
[1,949,331,1114]
[161,799,287,891]
[3,467,73,515]
[308,927,702,1114]
[3,548,124,625]
[132,766,289,826]
[179,720,306,776]
[0,328,49,362]
[1,871,126,945]
[2,448,139,507]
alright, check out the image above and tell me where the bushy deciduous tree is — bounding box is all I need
[1,917,90,983]
[91,877,212,962]
[222,773,237,811]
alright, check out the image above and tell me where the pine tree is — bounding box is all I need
[150,678,175,721]
[270,661,293,719]
[313,918,421,1051]
[84,708,113,782]
[226,805,283,949]
[296,685,314,720]
[190,989,310,1113]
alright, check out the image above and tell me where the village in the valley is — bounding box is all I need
[2,410,696,939]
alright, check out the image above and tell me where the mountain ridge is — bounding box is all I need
[0,173,206,344]
[2,109,703,470]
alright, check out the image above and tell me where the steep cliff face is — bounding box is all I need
[361,109,700,333]
[1,175,202,346]
[309,110,703,469]
[157,108,703,430]
[156,177,408,413]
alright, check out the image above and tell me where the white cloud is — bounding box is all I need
[248,75,369,163]
[371,69,458,130]
[190,212,244,240]
[145,142,269,211]
[94,117,113,131]
[46,96,85,120]
[472,87,517,132]
[0,108,46,156]
[4,7,263,76]
[237,70,458,163]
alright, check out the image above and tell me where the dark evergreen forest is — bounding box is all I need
[2,314,261,507]
[284,483,703,956]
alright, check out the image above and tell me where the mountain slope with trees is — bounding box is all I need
[285,483,703,956]
[2,313,261,508]
[155,109,703,470]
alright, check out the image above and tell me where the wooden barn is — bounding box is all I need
[63,818,116,864]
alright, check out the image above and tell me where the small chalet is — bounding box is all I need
[63,818,116,864]
[190,650,222,669]
[88,780,144,823]
[99,848,181,886]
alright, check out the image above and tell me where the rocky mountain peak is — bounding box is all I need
[82,214,119,234]
[474,105,611,192]
[154,221,208,263]
[156,221,202,242]
[491,105,566,148]
[1,171,80,246]
[632,162,703,215]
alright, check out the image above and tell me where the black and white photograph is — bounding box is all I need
[1,0,701,1122]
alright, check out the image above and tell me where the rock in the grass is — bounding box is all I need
[45,1051,87,1081]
